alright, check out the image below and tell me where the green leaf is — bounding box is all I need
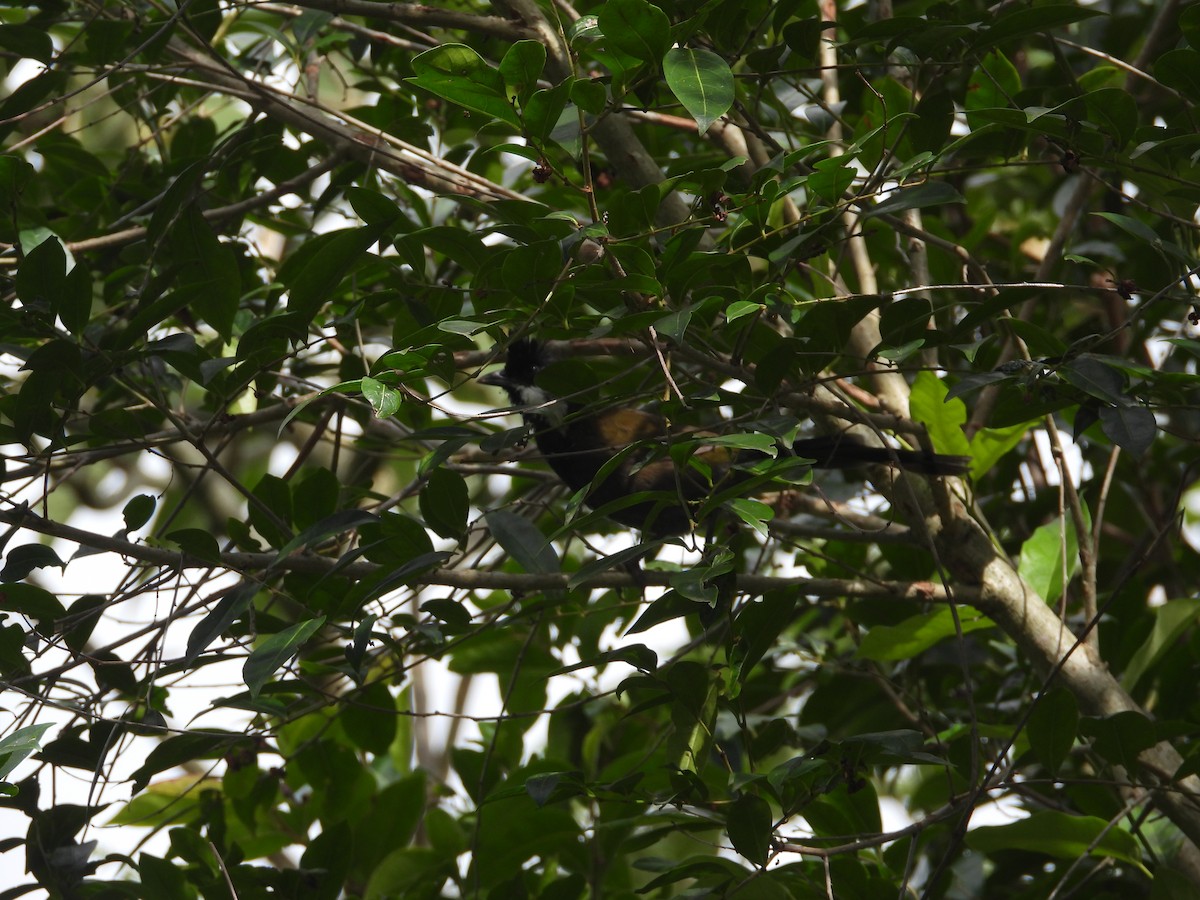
[974,5,1106,50]
[499,40,546,105]
[1090,212,1190,262]
[667,661,718,773]
[567,541,660,588]
[168,209,240,341]
[0,723,53,780]
[727,497,773,538]
[129,731,252,792]
[1183,3,1200,47]
[347,186,406,226]
[967,811,1141,864]
[625,590,693,634]
[184,583,256,665]
[137,853,191,899]
[272,509,378,563]
[568,15,601,45]
[1154,48,1200,103]
[408,43,519,127]
[910,371,972,456]
[664,48,735,134]
[1084,88,1137,148]
[1060,355,1125,406]
[726,300,763,322]
[419,468,469,541]
[968,422,1029,477]
[15,234,67,312]
[243,616,326,698]
[1122,598,1200,691]
[1,545,66,581]
[598,0,671,64]
[525,79,574,146]
[122,494,156,532]
[1099,405,1156,456]
[1018,511,1089,604]
[865,181,965,218]
[858,607,993,661]
[965,49,1022,130]
[570,77,606,115]
[54,259,92,335]
[726,793,773,867]
[0,24,54,63]
[484,510,560,574]
[1027,687,1078,775]
[807,158,854,203]
[342,680,397,755]
[249,473,293,549]
[1083,710,1155,770]
[286,223,392,323]
[167,529,222,563]
[361,376,403,419]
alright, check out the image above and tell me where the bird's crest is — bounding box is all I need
[501,337,549,386]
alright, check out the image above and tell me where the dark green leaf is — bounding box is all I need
[967,811,1141,864]
[807,158,854,203]
[1154,48,1200,103]
[865,181,965,218]
[184,583,257,664]
[1123,599,1200,692]
[250,473,293,549]
[273,509,378,563]
[1099,404,1156,456]
[598,0,671,64]
[130,731,252,792]
[1059,356,1125,405]
[0,24,54,63]
[419,467,469,541]
[243,616,326,697]
[485,510,560,574]
[14,234,66,311]
[342,680,397,755]
[974,5,1105,50]
[408,43,520,126]
[1027,687,1077,776]
[964,49,1021,129]
[286,224,392,323]
[167,529,222,563]
[122,494,156,532]
[1,545,66,582]
[726,793,772,866]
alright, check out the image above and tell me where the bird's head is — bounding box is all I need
[480,338,567,423]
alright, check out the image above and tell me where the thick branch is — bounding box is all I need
[285,0,534,43]
[900,483,1200,872]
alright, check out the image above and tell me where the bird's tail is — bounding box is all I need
[791,435,970,476]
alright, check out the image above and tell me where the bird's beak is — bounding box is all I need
[479,371,508,388]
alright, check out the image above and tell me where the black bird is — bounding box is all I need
[480,339,969,535]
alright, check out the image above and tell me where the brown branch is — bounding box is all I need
[283,0,535,43]
[0,504,973,603]
[165,42,525,202]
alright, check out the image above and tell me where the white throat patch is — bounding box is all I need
[515,384,568,425]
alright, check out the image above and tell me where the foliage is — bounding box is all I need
[0,0,1198,897]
